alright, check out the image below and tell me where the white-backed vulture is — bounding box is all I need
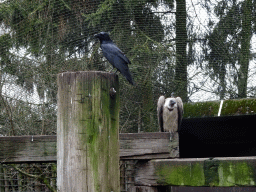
[157,96,183,138]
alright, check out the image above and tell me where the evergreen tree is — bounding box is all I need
[0,0,174,134]
[204,0,254,99]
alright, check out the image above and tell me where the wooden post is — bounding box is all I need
[57,71,120,191]
[170,132,179,158]
[0,165,4,192]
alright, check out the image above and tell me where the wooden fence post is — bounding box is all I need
[57,71,120,192]
[0,165,4,192]
[170,132,179,158]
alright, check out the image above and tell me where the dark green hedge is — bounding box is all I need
[184,98,256,118]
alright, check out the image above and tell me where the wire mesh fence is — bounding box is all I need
[120,160,137,192]
[0,163,57,192]
[0,0,256,189]
[0,161,136,192]
[0,0,255,135]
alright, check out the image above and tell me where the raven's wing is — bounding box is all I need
[101,43,131,66]
[101,42,133,85]
[113,56,134,85]
[157,96,165,132]
[176,97,183,132]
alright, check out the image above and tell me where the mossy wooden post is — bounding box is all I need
[57,71,120,191]
[0,165,4,192]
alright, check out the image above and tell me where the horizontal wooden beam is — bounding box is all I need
[0,133,171,163]
[0,135,56,163]
[120,132,172,159]
[2,135,256,187]
[135,157,256,187]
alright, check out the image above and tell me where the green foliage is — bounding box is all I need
[1,0,254,135]
[183,101,220,118]
[84,0,170,132]
[183,98,256,118]
[221,98,256,116]
[205,0,254,99]
[0,97,57,136]
[0,0,176,135]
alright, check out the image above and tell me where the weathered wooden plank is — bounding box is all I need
[120,132,172,159]
[120,132,169,139]
[0,165,4,192]
[135,157,256,187]
[128,186,158,192]
[171,186,256,192]
[0,136,56,163]
[0,133,172,163]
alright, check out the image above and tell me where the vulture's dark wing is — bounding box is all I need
[176,97,183,132]
[157,96,165,132]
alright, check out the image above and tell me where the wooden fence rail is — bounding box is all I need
[0,133,171,163]
[1,134,256,188]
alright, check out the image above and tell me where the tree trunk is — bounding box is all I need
[175,0,188,102]
[238,0,252,98]
[219,63,226,100]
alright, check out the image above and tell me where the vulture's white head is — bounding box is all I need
[164,98,177,111]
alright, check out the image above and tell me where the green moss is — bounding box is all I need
[183,101,220,118]
[219,161,256,186]
[221,98,256,116]
[204,159,220,186]
[51,163,57,173]
[78,78,101,187]
[77,73,119,191]
[183,98,256,118]
[156,162,205,186]
[154,159,256,187]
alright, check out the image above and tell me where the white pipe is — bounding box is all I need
[218,100,224,117]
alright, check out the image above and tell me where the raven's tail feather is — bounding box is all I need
[124,70,134,85]
[114,56,134,85]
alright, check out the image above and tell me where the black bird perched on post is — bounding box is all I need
[94,32,134,85]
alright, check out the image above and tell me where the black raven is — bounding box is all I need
[94,32,134,85]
